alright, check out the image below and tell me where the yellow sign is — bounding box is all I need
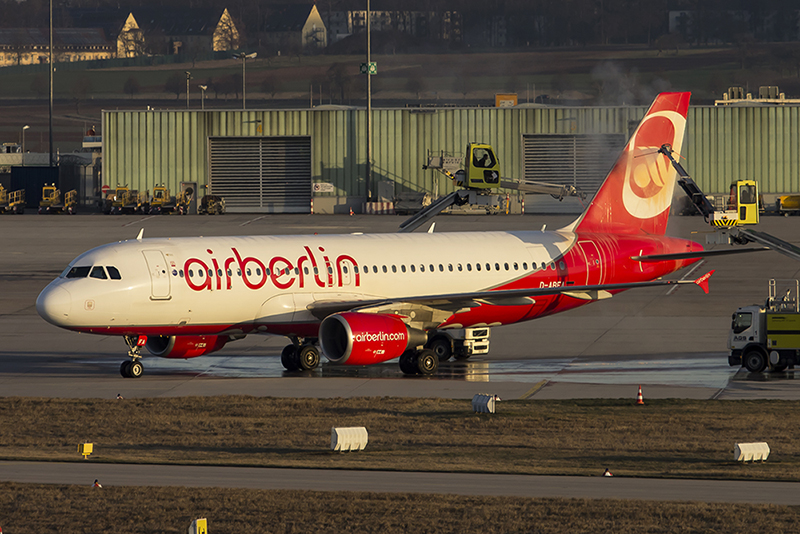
[189,518,208,534]
[78,442,93,459]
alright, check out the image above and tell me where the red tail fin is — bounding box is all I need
[573,92,691,236]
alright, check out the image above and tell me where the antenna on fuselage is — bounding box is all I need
[136,229,144,241]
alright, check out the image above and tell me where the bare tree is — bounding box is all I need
[164,72,184,99]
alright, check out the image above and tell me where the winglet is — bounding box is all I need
[694,270,714,294]
[136,228,144,241]
[427,222,436,234]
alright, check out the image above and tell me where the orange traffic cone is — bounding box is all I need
[349,207,354,216]
[636,385,644,405]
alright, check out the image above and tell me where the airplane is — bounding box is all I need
[37,91,716,379]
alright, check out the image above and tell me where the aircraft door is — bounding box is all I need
[577,241,604,286]
[142,250,171,300]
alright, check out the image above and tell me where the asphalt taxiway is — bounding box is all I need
[2,214,800,400]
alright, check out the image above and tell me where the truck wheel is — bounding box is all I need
[743,349,767,373]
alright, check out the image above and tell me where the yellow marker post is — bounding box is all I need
[78,443,93,459]
[189,518,208,534]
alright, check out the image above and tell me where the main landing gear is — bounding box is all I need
[120,335,145,378]
[399,349,438,376]
[281,338,321,371]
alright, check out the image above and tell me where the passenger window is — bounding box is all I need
[439,264,444,272]
[467,264,472,271]
[429,264,434,272]
[207,269,213,277]
[353,266,359,274]
[314,267,319,275]
[401,265,406,273]
[458,264,463,272]
[392,265,397,273]
[373,266,378,273]
[476,264,482,271]
[188,269,194,277]
[420,265,425,272]
[559,261,566,270]
[217,269,223,277]
[514,263,519,270]
[485,263,491,271]
[90,266,107,279]
[66,266,91,278]
[382,265,387,273]
[523,263,528,270]
[504,263,509,270]
[343,266,349,274]
[411,264,416,273]
[304,267,310,275]
[105,266,122,279]
[495,263,500,271]
[198,270,205,278]
[256,268,262,276]
[448,264,453,272]
[246,269,252,276]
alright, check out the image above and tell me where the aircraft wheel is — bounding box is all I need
[743,349,767,373]
[120,361,131,378]
[399,351,418,375]
[281,344,300,371]
[416,349,439,376]
[298,345,320,371]
[129,361,144,378]
[428,336,452,362]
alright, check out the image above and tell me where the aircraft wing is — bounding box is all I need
[306,271,714,320]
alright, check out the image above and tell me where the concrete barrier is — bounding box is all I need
[734,442,770,462]
[331,426,368,452]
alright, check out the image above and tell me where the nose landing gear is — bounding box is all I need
[120,335,146,378]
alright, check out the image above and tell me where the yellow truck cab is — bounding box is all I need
[711,180,759,226]
[463,143,501,190]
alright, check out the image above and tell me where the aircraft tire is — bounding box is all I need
[129,361,144,378]
[428,336,452,362]
[743,349,767,373]
[416,349,439,376]
[298,345,320,371]
[120,361,131,378]
[281,344,300,371]
[399,351,418,375]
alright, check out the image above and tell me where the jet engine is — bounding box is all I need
[145,335,227,359]
[319,312,427,365]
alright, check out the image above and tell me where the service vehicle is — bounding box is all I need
[150,185,191,215]
[0,185,25,214]
[39,184,76,214]
[198,194,225,215]
[776,194,800,216]
[729,279,800,373]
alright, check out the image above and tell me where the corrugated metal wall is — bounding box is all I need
[103,105,800,199]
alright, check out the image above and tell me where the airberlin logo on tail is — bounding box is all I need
[622,110,686,219]
[183,246,360,292]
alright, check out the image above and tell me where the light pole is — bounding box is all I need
[21,124,30,167]
[198,85,207,110]
[232,52,257,110]
[185,71,192,109]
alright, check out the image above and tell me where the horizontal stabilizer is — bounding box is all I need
[631,247,769,262]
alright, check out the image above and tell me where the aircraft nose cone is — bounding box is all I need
[36,285,72,325]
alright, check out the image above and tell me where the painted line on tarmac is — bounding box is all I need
[122,216,156,227]
[241,216,267,227]
[519,380,548,399]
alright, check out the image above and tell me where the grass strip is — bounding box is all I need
[1,482,798,534]
[1,396,798,480]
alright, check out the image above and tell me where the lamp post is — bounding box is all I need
[198,85,208,110]
[232,52,257,110]
[185,71,192,109]
[22,125,30,167]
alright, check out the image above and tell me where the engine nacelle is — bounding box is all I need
[319,312,427,365]
[145,335,227,359]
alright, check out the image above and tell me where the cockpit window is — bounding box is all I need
[90,266,107,279]
[66,266,91,278]
[106,266,122,280]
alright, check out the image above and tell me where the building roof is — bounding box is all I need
[0,28,112,47]
[131,8,227,36]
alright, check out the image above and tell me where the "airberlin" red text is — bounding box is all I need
[183,246,360,292]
